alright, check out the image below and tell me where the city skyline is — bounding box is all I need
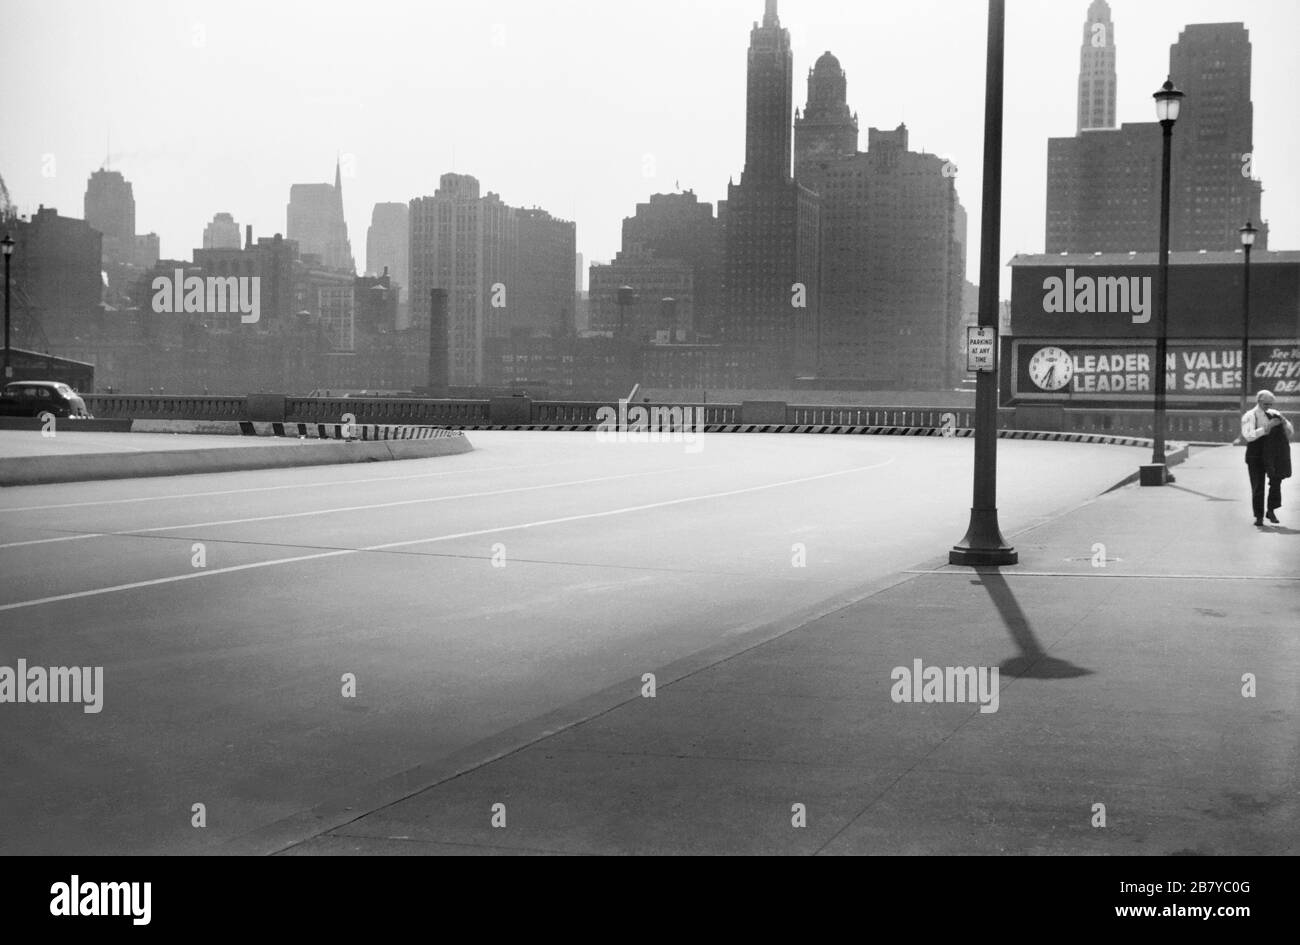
[2,0,1297,299]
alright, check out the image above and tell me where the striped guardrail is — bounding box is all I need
[78,394,1247,442]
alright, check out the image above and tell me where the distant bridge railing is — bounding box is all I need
[788,405,978,428]
[286,396,490,425]
[77,394,1246,442]
[83,394,247,420]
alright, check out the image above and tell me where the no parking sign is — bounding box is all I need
[967,326,997,372]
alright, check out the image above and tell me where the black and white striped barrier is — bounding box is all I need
[241,421,463,441]
[436,422,1154,448]
[130,419,462,440]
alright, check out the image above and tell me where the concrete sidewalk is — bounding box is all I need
[270,444,1298,856]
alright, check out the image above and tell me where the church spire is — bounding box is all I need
[334,154,342,193]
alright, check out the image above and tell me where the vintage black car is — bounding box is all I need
[0,380,93,418]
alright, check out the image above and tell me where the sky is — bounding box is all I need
[2,0,1297,298]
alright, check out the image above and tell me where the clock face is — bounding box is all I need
[1028,346,1074,391]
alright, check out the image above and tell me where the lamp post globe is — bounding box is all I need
[1153,78,1184,123]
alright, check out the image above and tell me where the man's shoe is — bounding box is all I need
[1266,511,1280,523]
[1255,518,1265,526]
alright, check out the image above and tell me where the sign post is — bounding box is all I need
[949,0,1017,567]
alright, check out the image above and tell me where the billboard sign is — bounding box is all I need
[1009,339,1300,403]
[1010,261,1300,339]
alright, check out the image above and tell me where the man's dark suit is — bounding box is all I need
[1244,407,1292,520]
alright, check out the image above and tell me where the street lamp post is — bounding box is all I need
[1143,77,1184,486]
[2,233,13,381]
[949,0,1016,566]
[1239,220,1257,418]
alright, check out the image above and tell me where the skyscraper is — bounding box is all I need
[621,191,722,335]
[515,208,576,336]
[365,203,408,285]
[84,167,160,307]
[720,0,820,381]
[409,174,517,385]
[366,202,409,327]
[798,118,967,390]
[84,169,135,239]
[743,0,793,187]
[202,212,241,250]
[793,52,859,176]
[1077,0,1117,133]
[1169,23,1268,251]
[287,159,356,273]
[1046,14,1268,253]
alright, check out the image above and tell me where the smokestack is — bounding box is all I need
[245,224,253,249]
[428,288,449,394]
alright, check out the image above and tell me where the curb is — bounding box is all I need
[0,418,133,433]
[0,435,473,487]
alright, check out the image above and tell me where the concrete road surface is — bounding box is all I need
[0,430,1146,854]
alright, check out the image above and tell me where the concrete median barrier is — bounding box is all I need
[0,435,473,487]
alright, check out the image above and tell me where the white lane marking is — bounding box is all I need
[0,465,722,549]
[0,456,894,613]
[0,458,589,514]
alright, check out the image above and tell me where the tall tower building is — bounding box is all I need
[1169,23,1267,250]
[721,0,820,381]
[84,169,135,239]
[800,106,968,390]
[1046,17,1267,253]
[202,212,242,250]
[515,208,576,336]
[84,167,159,307]
[794,52,859,178]
[743,0,794,187]
[408,174,517,385]
[1077,0,1117,133]
[366,202,410,326]
[287,159,356,273]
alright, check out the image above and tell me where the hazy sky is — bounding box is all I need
[2,0,1297,296]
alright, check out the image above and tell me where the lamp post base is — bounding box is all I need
[1139,463,1172,486]
[949,509,1018,566]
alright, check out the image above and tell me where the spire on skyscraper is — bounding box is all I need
[742,0,794,185]
[1076,0,1117,132]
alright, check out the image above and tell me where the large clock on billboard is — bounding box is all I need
[1028,346,1074,391]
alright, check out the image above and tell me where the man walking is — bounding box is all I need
[1241,389,1293,526]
